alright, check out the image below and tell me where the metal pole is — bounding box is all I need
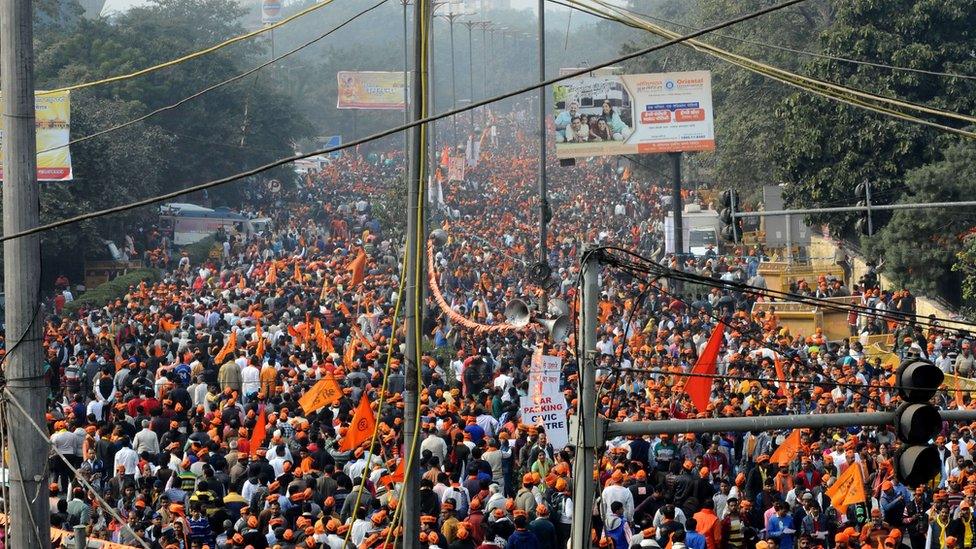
[670,151,683,259]
[732,200,976,218]
[402,0,410,132]
[606,409,976,437]
[538,0,548,266]
[785,212,793,265]
[402,0,429,542]
[74,525,87,549]
[465,21,475,127]
[571,250,599,549]
[865,179,874,236]
[481,24,489,98]
[1,0,51,544]
[449,18,458,144]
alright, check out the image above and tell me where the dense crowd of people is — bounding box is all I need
[30,108,976,549]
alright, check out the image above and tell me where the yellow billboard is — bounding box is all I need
[0,90,73,181]
[336,71,405,110]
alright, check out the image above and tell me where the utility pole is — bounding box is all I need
[435,9,463,145]
[670,151,683,273]
[461,20,479,128]
[571,250,599,549]
[1,0,52,546]
[402,0,429,542]
[537,0,549,267]
[478,21,491,99]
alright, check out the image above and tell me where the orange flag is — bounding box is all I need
[343,339,358,368]
[774,354,787,398]
[379,459,405,486]
[265,262,278,285]
[348,251,366,288]
[159,317,179,332]
[255,322,265,359]
[686,321,725,412]
[825,458,866,514]
[293,262,302,283]
[249,409,267,457]
[340,395,376,451]
[770,429,801,466]
[238,277,246,290]
[298,374,343,414]
[314,319,333,353]
[214,331,237,364]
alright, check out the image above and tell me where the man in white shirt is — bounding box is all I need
[114,438,140,481]
[600,472,635,523]
[240,357,261,402]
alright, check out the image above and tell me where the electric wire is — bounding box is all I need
[571,0,976,126]
[609,4,976,82]
[596,245,976,331]
[341,248,406,548]
[38,0,388,154]
[40,0,341,95]
[3,389,152,549]
[0,0,810,244]
[558,0,976,138]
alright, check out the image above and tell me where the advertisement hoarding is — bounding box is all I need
[336,71,406,110]
[261,0,282,24]
[0,90,73,181]
[551,70,715,159]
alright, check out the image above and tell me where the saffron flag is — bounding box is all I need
[379,459,405,486]
[159,317,179,332]
[298,374,343,414]
[686,321,725,413]
[774,354,787,398]
[265,262,278,285]
[214,331,237,364]
[293,262,302,283]
[343,339,358,368]
[348,251,367,288]
[770,429,801,466]
[825,460,866,514]
[255,322,265,359]
[340,395,376,451]
[319,276,330,301]
[249,409,267,457]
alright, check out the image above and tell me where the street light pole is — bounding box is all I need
[435,9,464,147]
[537,0,548,266]
[461,20,480,128]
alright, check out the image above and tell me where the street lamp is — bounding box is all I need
[460,19,486,127]
[435,6,469,146]
[476,21,493,99]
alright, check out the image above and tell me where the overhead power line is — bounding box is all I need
[609,4,976,81]
[38,0,387,154]
[0,0,810,244]
[559,0,976,139]
[39,0,341,95]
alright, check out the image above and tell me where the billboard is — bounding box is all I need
[336,71,406,110]
[261,0,282,24]
[551,70,714,159]
[0,90,73,181]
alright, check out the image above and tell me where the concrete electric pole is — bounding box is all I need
[1,0,53,546]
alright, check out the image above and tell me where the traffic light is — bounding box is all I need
[893,359,944,486]
[718,189,740,243]
[854,182,872,236]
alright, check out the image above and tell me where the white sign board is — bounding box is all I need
[552,70,715,159]
[520,394,569,450]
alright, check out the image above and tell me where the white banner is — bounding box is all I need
[520,394,569,450]
[528,353,562,404]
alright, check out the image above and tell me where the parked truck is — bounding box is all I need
[663,203,721,257]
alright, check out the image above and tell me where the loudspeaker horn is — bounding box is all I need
[429,228,449,248]
[547,298,570,318]
[504,299,531,327]
[539,315,570,343]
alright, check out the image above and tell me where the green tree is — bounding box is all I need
[775,0,976,235]
[865,138,976,301]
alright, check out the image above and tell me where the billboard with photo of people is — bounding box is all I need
[551,70,715,159]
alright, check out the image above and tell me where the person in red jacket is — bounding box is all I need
[794,457,822,491]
